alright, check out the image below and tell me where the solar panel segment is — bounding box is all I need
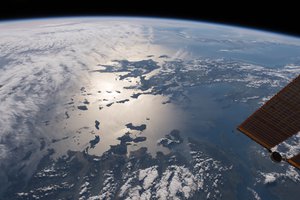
[238,74,300,169]
[288,153,300,169]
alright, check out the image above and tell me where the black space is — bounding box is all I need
[0,1,300,38]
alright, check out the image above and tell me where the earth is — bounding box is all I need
[0,17,300,200]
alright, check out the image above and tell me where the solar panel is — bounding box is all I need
[237,74,300,169]
[288,153,300,169]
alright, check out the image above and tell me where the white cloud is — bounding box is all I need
[79,181,90,195]
[117,150,232,200]
[0,18,166,196]
[139,166,159,190]
[263,173,277,184]
[119,177,133,197]
[99,171,117,200]
[259,166,300,185]
[247,187,261,200]
[272,132,300,158]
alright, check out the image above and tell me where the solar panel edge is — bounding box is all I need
[287,153,300,170]
[237,126,272,150]
[238,113,285,148]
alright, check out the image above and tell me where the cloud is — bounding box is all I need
[247,187,261,200]
[0,18,163,195]
[139,166,159,190]
[117,150,231,199]
[272,132,300,158]
[259,166,300,185]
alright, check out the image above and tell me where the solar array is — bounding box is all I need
[288,153,300,169]
[238,75,300,169]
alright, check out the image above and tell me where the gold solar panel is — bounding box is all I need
[237,74,300,169]
[288,153,300,169]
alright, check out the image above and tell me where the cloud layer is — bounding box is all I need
[0,18,161,195]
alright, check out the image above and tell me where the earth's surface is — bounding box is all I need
[0,17,300,200]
